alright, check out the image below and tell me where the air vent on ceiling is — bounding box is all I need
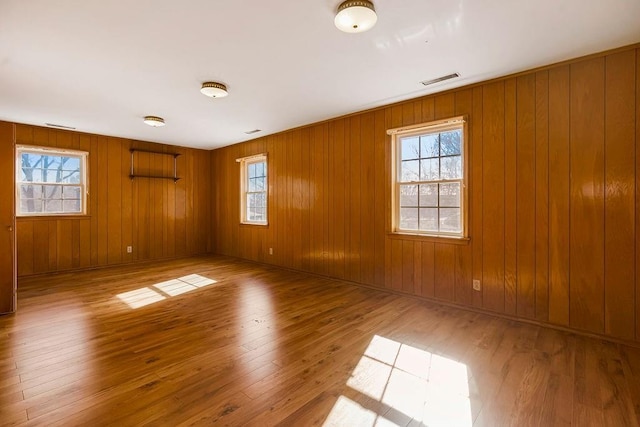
[420,73,460,86]
[45,123,76,130]
[244,129,262,135]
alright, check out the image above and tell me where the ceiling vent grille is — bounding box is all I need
[45,123,76,130]
[244,129,262,135]
[420,73,460,86]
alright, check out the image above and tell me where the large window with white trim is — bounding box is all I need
[390,117,467,238]
[16,146,88,216]
[239,154,268,225]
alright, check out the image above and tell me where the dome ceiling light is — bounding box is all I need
[334,0,377,33]
[201,82,228,98]
[143,116,165,127]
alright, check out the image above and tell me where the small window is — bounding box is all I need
[239,154,268,225]
[390,117,467,238]
[16,146,88,216]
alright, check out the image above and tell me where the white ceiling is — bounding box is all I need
[1,0,639,150]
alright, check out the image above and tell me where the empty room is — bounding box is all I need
[1,0,640,425]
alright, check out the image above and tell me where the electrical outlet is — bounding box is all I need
[269,247,273,255]
[473,279,481,291]
[127,246,132,253]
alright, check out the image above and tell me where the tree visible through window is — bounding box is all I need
[390,118,466,237]
[16,146,88,216]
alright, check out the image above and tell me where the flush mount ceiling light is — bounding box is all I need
[143,116,165,127]
[200,82,228,98]
[334,0,377,33]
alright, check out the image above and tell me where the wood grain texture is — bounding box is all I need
[637,49,640,342]
[548,65,571,327]
[481,81,506,313]
[14,125,211,276]
[535,71,550,323]
[516,74,537,320]
[570,58,606,334]
[1,256,640,425]
[471,87,484,310]
[454,89,474,307]
[504,78,518,316]
[0,121,16,313]
[604,50,636,340]
[210,46,640,342]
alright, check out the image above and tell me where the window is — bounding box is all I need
[239,154,268,225]
[16,146,88,216]
[390,117,467,238]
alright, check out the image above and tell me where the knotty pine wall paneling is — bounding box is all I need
[16,125,211,276]
[211,45,640,343]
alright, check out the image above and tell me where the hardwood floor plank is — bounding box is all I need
[0,255,638,426]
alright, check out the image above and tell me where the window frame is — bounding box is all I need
[15,145,89,217]
[239,154,268,226]
[389,116,468,239]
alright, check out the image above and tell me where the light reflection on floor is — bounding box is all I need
[324,335,472,427]
[116,274,217,309]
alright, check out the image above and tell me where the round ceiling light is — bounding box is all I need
[334,0,377,33]
[143,116,165,127]
[201,82,228,98]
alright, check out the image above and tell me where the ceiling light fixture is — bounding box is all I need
[200,82,228,98]
[143,116,165,127]
[334,0,377,33]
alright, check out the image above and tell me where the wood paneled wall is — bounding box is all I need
[15,124,211,276]
[0,122,16,313]
[211,46,640,342]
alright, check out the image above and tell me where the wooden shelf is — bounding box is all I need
[129,149,180,182]
[129,148,181,158]
[129,175,181,182]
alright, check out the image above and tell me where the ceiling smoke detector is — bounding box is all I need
[334,0,377,33]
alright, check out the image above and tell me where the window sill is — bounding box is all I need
[388,232,470,245]
[240,222,269,228]
[17,215,91,221]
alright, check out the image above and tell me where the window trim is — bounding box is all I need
[16,145,89,217]
[238,153,268,226]
[389,116,468,239]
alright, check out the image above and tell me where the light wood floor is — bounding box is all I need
[1,256,639,426]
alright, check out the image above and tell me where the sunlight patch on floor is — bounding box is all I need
[153,279,197,296]
[116,274,217,308]
[323,396,396,427]
[116,287,166,309]
[327,334,472,427]
[178,274,217,287]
